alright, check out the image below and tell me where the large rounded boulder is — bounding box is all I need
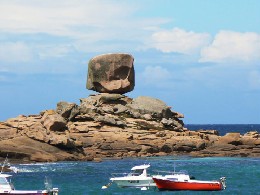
[86,53,135,94]
[127,96,173,119]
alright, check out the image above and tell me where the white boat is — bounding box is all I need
[0,173,59,195]
[102,164,156,190]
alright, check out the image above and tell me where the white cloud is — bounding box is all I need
[0,42,80,74]
[200,31,260,63]
[150,28,211,54]
[0,0,166,41]
[142,66,171,85]
[0,0,135,37]
[0,0,170,60]
[0,42,34,62]
[37,44,74,59]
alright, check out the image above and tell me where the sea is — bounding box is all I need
[6,124,260,195]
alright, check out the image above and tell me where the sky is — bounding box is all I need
[0,0,260,124]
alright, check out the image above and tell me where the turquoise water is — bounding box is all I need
[9,156,260,195]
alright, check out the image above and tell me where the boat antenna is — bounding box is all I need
[172,155,177,173]
[173,159,176,173]
[44,176,52,191]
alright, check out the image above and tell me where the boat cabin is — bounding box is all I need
[128,164,150,177]
[164,171,191,182]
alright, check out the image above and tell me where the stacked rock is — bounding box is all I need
[86,53,135,94]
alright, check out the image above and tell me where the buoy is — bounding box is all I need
[101,186,107,189]
[101,181,113,189]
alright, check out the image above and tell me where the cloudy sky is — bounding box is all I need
[0,0,259,124]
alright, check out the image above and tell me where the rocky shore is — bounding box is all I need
[1,93,259,163]
[1,53,259,162]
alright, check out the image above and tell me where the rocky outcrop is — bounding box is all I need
[1,93,259,162]
[86,53,135,94]
[190,131,260,157]
[1,53,259,162]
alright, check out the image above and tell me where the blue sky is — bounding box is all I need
[0,0,260,124]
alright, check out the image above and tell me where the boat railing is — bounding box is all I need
[9,182,15,190]
[111,172,142,177]
[152,170,189,176]
[220,177,226,189]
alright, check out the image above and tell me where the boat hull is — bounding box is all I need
[0,191,49,195]
[111,178,155,188]
[0,190,58,195]
[153,178,223,191]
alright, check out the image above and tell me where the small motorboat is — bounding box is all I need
[102,164,156,190]
[1,157,19,173]
[0,173,59,195]
[152,170,226,191]
[1,165,18,173]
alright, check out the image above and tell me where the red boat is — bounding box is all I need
[153,171,226,191]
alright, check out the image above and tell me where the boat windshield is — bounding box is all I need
[128,169,144,176]
[0,177,9,185]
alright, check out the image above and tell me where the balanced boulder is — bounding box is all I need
[86,53,135,94]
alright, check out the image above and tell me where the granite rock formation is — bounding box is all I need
[86,53,135,94]
[1,93,259,162]
[1,53,259,162]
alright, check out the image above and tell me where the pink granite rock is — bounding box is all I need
[86,53,135,94]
